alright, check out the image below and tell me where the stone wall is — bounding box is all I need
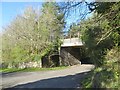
[41,54,60,68]
[18,61,42,69]
[5,61,42,69]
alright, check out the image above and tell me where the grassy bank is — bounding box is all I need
[81,67,119,88]
[0,66,68,73]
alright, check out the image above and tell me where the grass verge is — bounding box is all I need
[81,67,119,88]
[0,66,68,73]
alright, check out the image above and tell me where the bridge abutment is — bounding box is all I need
[60,47,82,66]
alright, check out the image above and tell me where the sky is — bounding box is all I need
[1,2,43,32]
[0,1,92,33]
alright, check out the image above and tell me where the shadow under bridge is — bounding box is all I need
[59,37,84,66]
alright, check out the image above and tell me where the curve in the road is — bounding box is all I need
[2,64,94,89]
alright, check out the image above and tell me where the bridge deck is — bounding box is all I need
[61,38,83,47]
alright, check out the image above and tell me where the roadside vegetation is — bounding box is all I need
[1,1,120,89]
[67,2,120,88]
[1,2,65,68]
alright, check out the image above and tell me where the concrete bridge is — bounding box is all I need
[42,34,92,67]
[60,37,84,66]
[61,38,83,47]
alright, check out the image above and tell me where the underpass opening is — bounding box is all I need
[60,46,93,66]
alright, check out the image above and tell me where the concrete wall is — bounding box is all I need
[60,47,81,66]
[61,38,83,47]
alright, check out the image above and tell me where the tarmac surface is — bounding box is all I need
[1,64,94,89]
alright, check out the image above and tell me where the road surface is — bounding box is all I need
[1,64,94,89]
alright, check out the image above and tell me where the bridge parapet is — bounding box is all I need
[61,38,83,47]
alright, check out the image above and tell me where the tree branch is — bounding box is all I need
[97,26,120,45]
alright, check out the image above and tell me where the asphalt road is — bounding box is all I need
[1,64,94,89]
